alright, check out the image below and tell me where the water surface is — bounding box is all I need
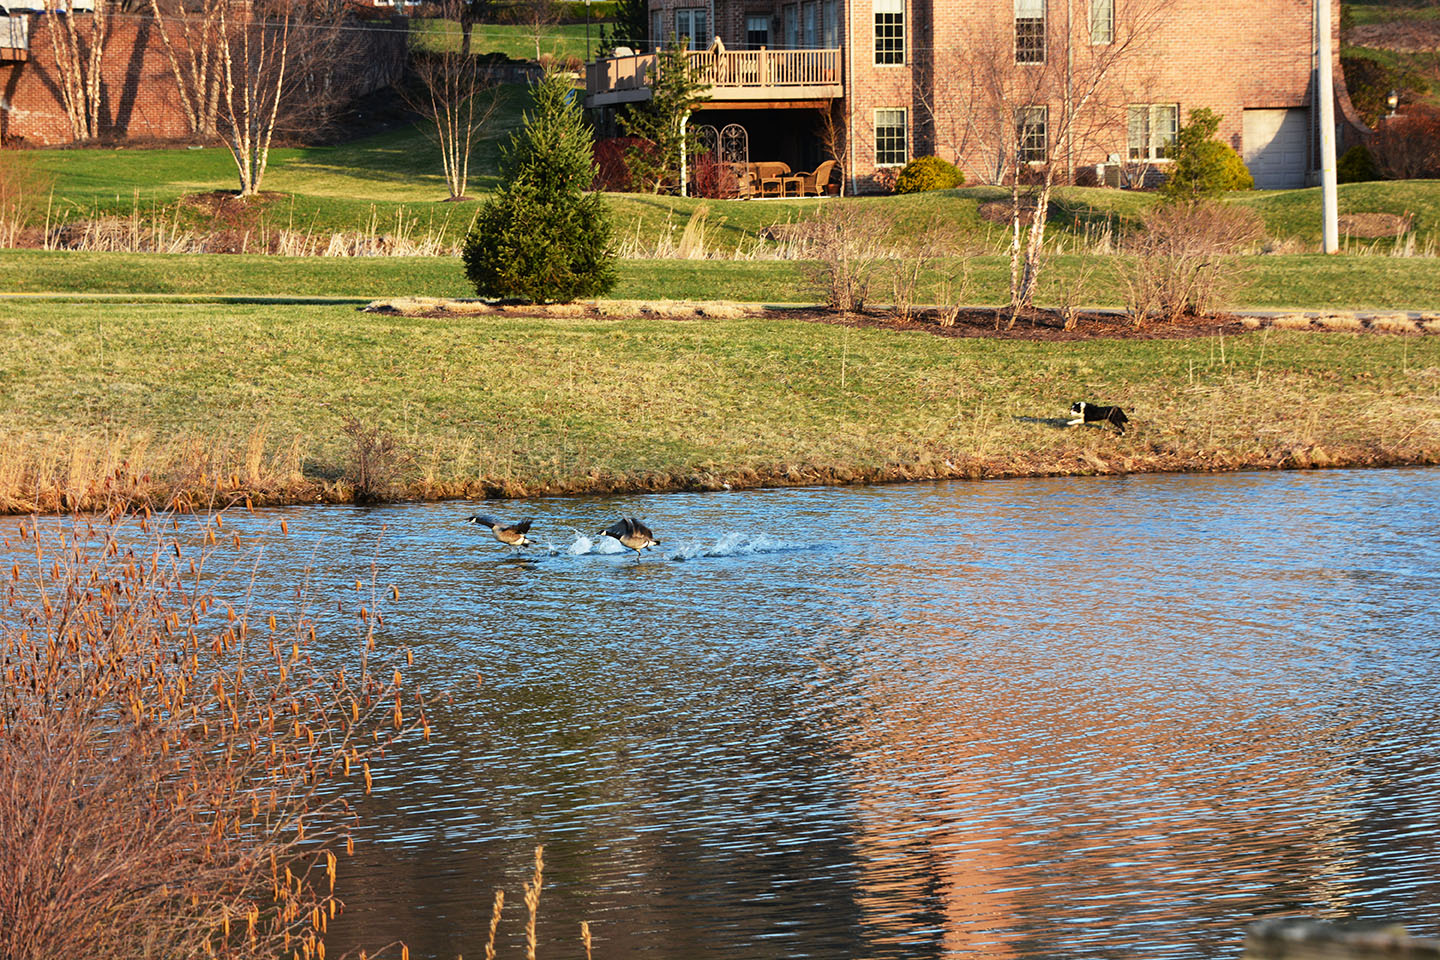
[16,468,1440,959]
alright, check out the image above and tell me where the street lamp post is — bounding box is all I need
[585,0,591,63]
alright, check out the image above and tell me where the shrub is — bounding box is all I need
[1372,105,1440,180]
[1159,108,1254,203]
[692,151,741,199]
[798,204,893,314]
[1338,143,1382,183]
[894,155,965,194]
[1119,200,1266,324]
[463,67,617,302]
[341,414,408,502]
[1342,54,1426,128]
[591,136,654,192]
[0,509,423,960]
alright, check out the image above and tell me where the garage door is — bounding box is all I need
[1243,108,1310,190]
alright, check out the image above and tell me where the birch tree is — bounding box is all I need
[214,0,353,196]
[146,0,224,139]
[944,0,1176,324]
[42,0,111,142]
[400,0,502,200]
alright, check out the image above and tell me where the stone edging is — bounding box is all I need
[363,297,760,319]
[1239,312,1440,335]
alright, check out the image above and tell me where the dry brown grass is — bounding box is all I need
[0,506,426,960]
[366,297,758,319]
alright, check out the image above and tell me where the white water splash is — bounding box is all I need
[566,531,625,555]
[669,533,794,561]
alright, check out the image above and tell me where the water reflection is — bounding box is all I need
[6,468,1440,959]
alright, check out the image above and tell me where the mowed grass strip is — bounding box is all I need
[2,301,1438,512]
[2,249,1439,310]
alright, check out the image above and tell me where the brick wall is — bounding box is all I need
[640,0,1352,193]
[0,11,406,146]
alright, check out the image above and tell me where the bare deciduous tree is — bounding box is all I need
[41,0,112,141]
[214,0,356,196]
[519,0,559,62]
[400,0,502,201]
[939,0,1176,325]
[146,0,225,139]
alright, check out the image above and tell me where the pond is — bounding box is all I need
[14,467,1440,959]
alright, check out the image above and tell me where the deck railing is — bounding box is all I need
[586,47,841,101]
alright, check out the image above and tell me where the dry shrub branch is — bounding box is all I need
[1119,201,1266,325]
[0,506,426,960]
[799,204,893,314]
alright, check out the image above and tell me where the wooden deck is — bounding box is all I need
[585,48,842,108]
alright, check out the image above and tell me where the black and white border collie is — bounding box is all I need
[1068,401,1129,435]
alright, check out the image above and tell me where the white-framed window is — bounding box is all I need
[674,7,707,49]
[1127,103,1178,160]
[1015,0,1044,63]
[1090,0,1113,44]
[874,0,903,64]
[1016,105,1048,162]
[802,0,818,46]
[651,9,662,49]
[746,14,769,47]
[875,108,907,166]
[783,4,798,47]
[822,0,839,46]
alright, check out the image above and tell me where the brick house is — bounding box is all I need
[0,2,405,146]
[585,0,1365,193]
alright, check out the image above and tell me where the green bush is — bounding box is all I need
[894,155,965,194]
[1159,108,1254,203]
[1338,143,1382,183]
[462,68,617,302]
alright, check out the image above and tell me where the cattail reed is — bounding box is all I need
[0,507,429,960]
[485,889,505,960]
[524,845,545,960]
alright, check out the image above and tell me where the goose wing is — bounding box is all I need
[510,518,534,534]
[600,518,632,540]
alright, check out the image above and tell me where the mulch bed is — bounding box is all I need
[371,296,1253,340]
[786,305,1250,341]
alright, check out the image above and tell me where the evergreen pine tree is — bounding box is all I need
[462,69,617,302]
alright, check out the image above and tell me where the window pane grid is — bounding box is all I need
[1090,0,1113,44]
[1016,106,1047,163]
[1128,104,1178,160]
[1015,17,1044,63]
[876,109,906,166]
[875,9,904,64]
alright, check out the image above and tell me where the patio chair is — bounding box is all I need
[794,159,839,197]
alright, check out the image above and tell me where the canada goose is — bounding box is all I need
[465,515,536,550]
[599,517,660,562]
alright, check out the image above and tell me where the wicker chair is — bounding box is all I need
[794,159,839,196]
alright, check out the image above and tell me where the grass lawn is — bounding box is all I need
[410,19,612,63]
[9,90,1440,254]
[2,249,1438,311]
[2,299,1437,513]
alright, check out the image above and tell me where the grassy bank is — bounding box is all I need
[9,112,1440,253]
[3,249,1439,310]
[2,300,1437,513]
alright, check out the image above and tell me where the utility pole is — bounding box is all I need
[1317,0,1339,253]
